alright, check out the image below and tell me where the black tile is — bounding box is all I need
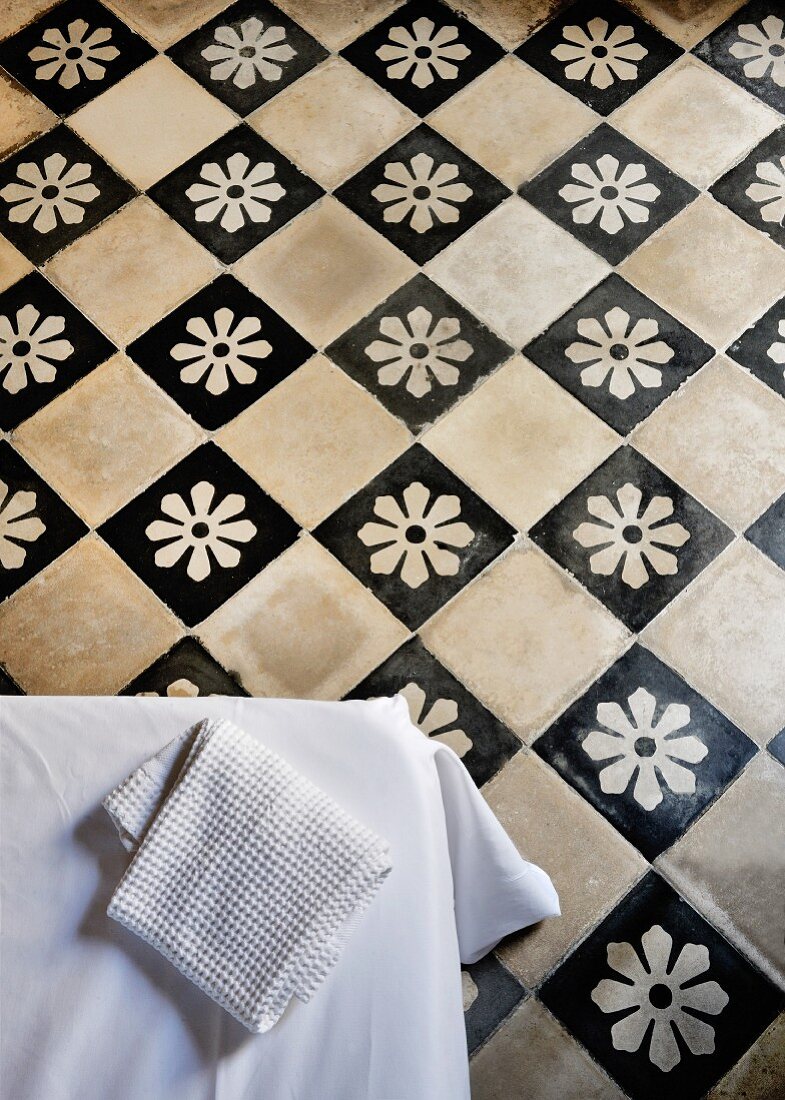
[462,955,526,1055]
[0,0,155,115]
[745,494,785,570]
[345,636,520,786]
[326,273,513,433]
[147,125,323,264]
[520,124,698,265]
[98,442,299,626]
[693,1,785,114]
[120,636,249,696]
[529,446,734,631]
[341,0,504,116]
[334,124,510,265]
[523,273,713,435]
[126,273,314,429]
[540,871,784,1100]
[516,0,682,115]
[533,644,757,859]
[313,444,515,630]
[0,270,115,429]
[711,125,785,248]
[0,440,87,602]
[166,0,327,116]
[0,124,135,264]
[768,727,785,766]
[726,295,785,399]
[0,663,24,694]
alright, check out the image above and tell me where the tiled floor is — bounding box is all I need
[0,0,784,1094]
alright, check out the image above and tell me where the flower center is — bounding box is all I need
[622,524,643,544]
[414,45,433,59]
[213,341,231,357]
[599,185,619,200]
[239,45,257,58]
[191,521,210,538]
[226,183,245,198]
[405,524,427,544]
[412,184,431,200]
[648,983,673,1009]
[64,45,83,60]
[768,43,785,57]
[41,184,60,199]
[12,340,31,356]
[591,44,609,58]
[409,341,430,359]
[609,342,629,361]
[634,735,657,758]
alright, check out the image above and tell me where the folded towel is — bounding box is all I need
[103,717,393,1033]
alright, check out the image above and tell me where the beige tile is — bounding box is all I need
[102,0,232,50]
[216,355,410,529]
[427,197,610,348]
[444,0,569,49]
[620,196,785,348]
[44,197,219,345]
[233,197,416,347]
[248,58,416,191]
[0,236,33,292]
[198,534,408,698]
[659,753,785,989]
[430,57,597,189]
[421,544,629,740]
[423,356,620,531]
[632,356,785,530]
[470,997,625,1100]
[273,0,402,50]
[0,71,56,158]
[642,540,785,744]
[12,354,203,525]
[0,0,59,40]
[708,1013,785,1100]
[0,535,182,694]
[485,751,646,985]
[628,0,745,49]
[612,56,781,190]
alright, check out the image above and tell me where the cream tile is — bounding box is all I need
[233,197,416,347]
[273,0,402,50]
[708,1014,785,1100]
[421,544,629,740]
[198,534,408,699]
[629,0,745,49]
[633,357,785,530]
[44,197,219,345]
[642,540,785,744]
[620,196,785,348]
[12,354,204,525]
[0,535,182,694]
[444,0,566,49]
[430,57,598,189]
[423,356,620,531]
[485,752,646,985]
[216,355,410,528]
[0,236,33,292]
[427,198,610,348]
[0,0,59,40]
[0,71,56,158]
[102,0,232,49]
[248,58,416,190]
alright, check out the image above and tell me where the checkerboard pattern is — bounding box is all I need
[1,0,784,1094]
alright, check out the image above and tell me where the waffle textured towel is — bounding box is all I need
[103,716,393,1033]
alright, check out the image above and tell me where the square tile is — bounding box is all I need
[708,1013,785,1100]
[693,0,785,114]
[0,269,115,429]
[12,352,203,525]
[533,643,756,859]
[446,0,561,51]
[98,441,299,626]
[746,493,785,570]
[334,123,510,265]
[530,445,734,631]
[0,0,155,115]
[126,272,314,430]
[726,294,785,398]
[0,70,56,158]
[523,272,714,436]
[326,272,514,433]
[340,0,504,115]
[0,236,33,291]
[629,0,747,51]
[521,123,699,266]
[710,125,785,248]
[148,124,323,264]
[461,954,526,1054]
[423,355,620,531]
[0,123,134,264]
[102,0,233,51]
[120,635,247,697]
[272,0,401,52]
[344,635,522,786]
[426,196,610,347]
[216,354,410,529]
[539,871,783,1100]
[166,0,327,116]
[0,1,64,43]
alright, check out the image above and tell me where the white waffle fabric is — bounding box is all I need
[103,716,393,1034]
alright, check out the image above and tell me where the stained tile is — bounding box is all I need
[102,0,233,51]
[630,0,746,51]
[0,70,56,157]
[693,0,785,114]
[726,294,785,398]
[708,1013,785,1100]
[711,125,785,248]
[462,955,526,1054]
[746,494,785,570]
[0,0,62,43]
[447,0,566,50]
[120,635,248,697]
[0,236,33,291]
[98,441,299,626]
[272,0,401,52]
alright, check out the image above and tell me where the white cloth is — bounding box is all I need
[104,717,393,1033]
[0,694,559,1100]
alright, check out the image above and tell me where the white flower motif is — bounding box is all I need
[137,678,216,698]
[145,481,257,582]
[371,152,472,234]
[170,308,272,396]
[185,151,285,233]
[559,153,660,234]
[565,306,674,400]
[201,17,296,89]
[746,156,785,226]
[0,303,73,394]
[462,970,479,1011]
[28,18,119,88]
[375,16,470,88]
[364,305,472,398]
[0,480,46,570]
[583,686,707,811]
[551,17,647,89]
[573,483,690,589]
[766,318,785,379]
[592,925,729,1072]
[0,152,99,233]
[357,481,474,588]
[399,682,473,757]
[729,15,785,87]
